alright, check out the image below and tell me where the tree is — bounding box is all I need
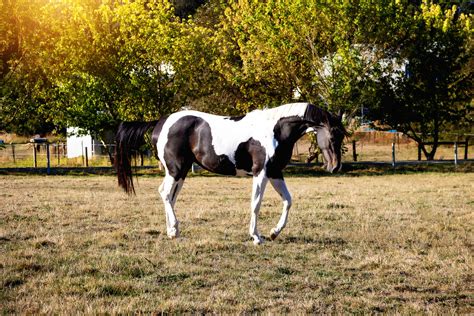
[43,0,182,139]
[369,1,473,160]
[208,0,423,117]
[0,0,59,135]
[1,0,216,139]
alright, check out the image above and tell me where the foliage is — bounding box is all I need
[368,1,473,160]
[211,0,418,114]
[44,0,186,140]
[0,0,59,135]
[1,0,215,139]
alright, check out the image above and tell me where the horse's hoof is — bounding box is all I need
[251,235,264,245]
[253,239,263,245]
[270,228,279,240]
[167,228,179,239]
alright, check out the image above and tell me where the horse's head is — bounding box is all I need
[314,112,347,173]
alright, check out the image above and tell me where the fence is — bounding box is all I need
[0,132,471,171]
[292,131,471,165]
[0,142,117,169]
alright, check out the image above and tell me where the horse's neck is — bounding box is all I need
[273,117,309,147]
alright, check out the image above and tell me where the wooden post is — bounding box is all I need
[464,138,468,160]
[11,143,16,164]
[46,143,51,175]
[454,142,458,167]
[56,142,60,166]
[85,147,89,167]
[54,142,59,166]
[352,140,357,162]
[392,142,396,168]
[418,144,422,161]
[33,145,37,168]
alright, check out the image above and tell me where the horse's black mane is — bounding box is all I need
[304,104,348,136]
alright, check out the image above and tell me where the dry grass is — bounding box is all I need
[1,172,473,313]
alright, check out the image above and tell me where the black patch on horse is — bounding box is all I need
[164,116,237,180]
[234,138,266,176]
[266,116,310,179]
[224,115,245,121]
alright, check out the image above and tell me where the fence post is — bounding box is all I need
[33,145,37,168]
[85,147,89,167]
[11,143,16,164]
[418,144,422,161]
[392,142,396,168]
[464,138,468,160]
[56,142,60,166]
[352,140,357,162]
[46,143,51,175]
[454,142,458,167]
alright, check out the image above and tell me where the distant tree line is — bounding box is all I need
[1,0,472,159]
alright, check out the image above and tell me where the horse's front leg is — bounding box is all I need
[269,178,292,240]
[249,172,268,245]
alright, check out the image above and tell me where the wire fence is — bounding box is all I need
[0,132,471,170]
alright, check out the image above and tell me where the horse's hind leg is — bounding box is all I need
[159,174,183,238]
[269,178,292,240]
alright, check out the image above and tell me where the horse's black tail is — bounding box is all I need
[115,120,158,194]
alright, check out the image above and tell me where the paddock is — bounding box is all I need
[1,173,472,313]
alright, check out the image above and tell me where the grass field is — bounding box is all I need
[1,172,473,313]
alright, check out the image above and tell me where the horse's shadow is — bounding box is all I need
[277,235,347,246]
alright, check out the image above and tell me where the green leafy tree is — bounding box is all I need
[369,2,473,160]
[0,0,59,135]
[44,0,180,139]
[2,0,215,139]
[210,0,414,115]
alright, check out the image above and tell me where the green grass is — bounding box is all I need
[1,173,473,313]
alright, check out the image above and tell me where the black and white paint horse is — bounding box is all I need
[115,102,346,244]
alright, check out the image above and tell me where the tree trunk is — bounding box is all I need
[407,120,440,161]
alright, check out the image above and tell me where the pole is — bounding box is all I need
[418,144,422,161]
[352,140,357,162]
[57,142,60,166]
[464,138,468,160]
[46,143,51,175]
[392,142,396,168]
[454,142,458,167]
[33,145,37,168]
[85,147,89,167]
[11,143,16,164]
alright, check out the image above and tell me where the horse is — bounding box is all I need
[115,102,346,244]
